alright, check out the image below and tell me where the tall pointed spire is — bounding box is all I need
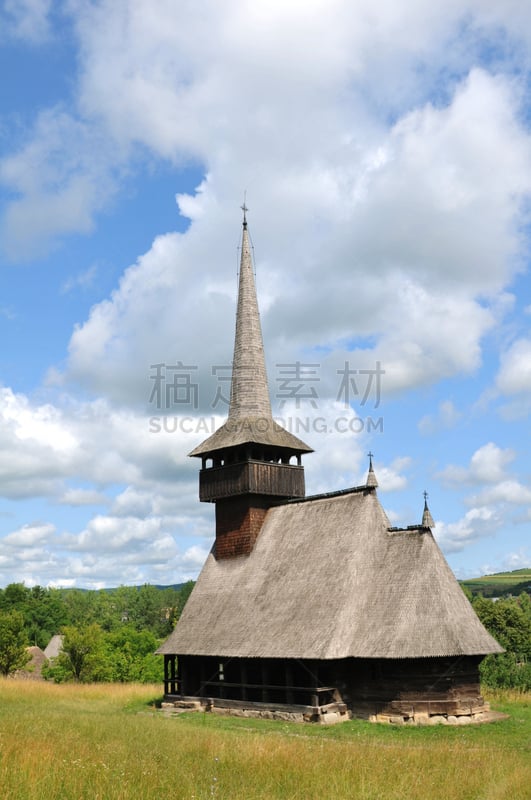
[189,209,312,458]
[228,206,272,420]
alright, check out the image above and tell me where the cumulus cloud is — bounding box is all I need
[467,480,531,507]
[58,488,110,507]
[438,442,515,486]
[3,521,56,547]
[0,385,200,501]
[372,457,411,492]
[65,514,175,556]
[434,506,503,553]
[0,384,216,586]
[0,509,209,588]
[501,548,531,571]
[53,62,531,409]
[0,110,120,260]
[496,338,531,403]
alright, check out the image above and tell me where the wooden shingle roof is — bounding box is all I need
[158,486,502,660]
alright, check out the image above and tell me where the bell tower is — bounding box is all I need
[189,207,312,558]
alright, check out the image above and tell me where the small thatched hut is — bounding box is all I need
[158,211,503,724]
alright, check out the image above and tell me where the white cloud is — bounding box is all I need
[496,337,531,395]
[58,488,109,506]
[438,442,515,486]
[52,62,531,408]
[1,0,52,43]
[467,480,531,507]
[434,506,502,553]
[469,443,515,483]
[0,386,197,500]
[3,521,55,547]
[374,457,411,492]
[0,110,120,260]
[0,385,214,586]
[501,549,531,571]
[67,514,175,556]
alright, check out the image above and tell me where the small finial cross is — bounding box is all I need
[423,490,429,502]
[368,451,374,467]
[241,194,248,227]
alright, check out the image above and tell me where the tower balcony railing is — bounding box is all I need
[199,459,305,502]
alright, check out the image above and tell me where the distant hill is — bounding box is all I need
[460,568,531,598]
[57,583,189,594]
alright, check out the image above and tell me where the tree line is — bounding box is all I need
[0,581,194,682]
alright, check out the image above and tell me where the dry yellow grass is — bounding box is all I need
[0,680,529,799]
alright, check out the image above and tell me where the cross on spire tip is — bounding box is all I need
[241,196,248,228]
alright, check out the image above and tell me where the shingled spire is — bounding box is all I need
[228,207,272,420]
[189,208,312,558]
[189,209,312,458]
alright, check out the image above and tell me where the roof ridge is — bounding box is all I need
[279,484,376,505]
[388,525,431,533]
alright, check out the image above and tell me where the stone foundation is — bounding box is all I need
[161,696,508,726]
[161,696,349,724]
[369,704,503,725]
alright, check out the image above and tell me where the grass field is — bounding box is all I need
[0,681,529,800]
[461,569,531,597]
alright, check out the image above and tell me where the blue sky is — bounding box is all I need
[0,0,530,588]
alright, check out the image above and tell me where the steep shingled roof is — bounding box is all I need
[158,486,503,660]
[189,214,312,458]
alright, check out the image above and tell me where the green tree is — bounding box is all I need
[0,610,29,676]
[129,584,168,635]
[2,582,30,608]
[176,581,195,618]
[49,624,111,683]
[106,627,163,683]
[60,589,96,628]
[24,586,69,648]
[473,595,531,690]
[518,591,530,620]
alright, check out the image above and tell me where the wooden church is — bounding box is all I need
[158,210,503,724]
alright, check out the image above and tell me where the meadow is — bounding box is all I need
[461,569,531,598]
[0,680,529,800]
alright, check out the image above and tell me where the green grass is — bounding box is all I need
[461,569,531,597]
[0,681,529,799]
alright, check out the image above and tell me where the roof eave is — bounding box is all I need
[188,418,313,457]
